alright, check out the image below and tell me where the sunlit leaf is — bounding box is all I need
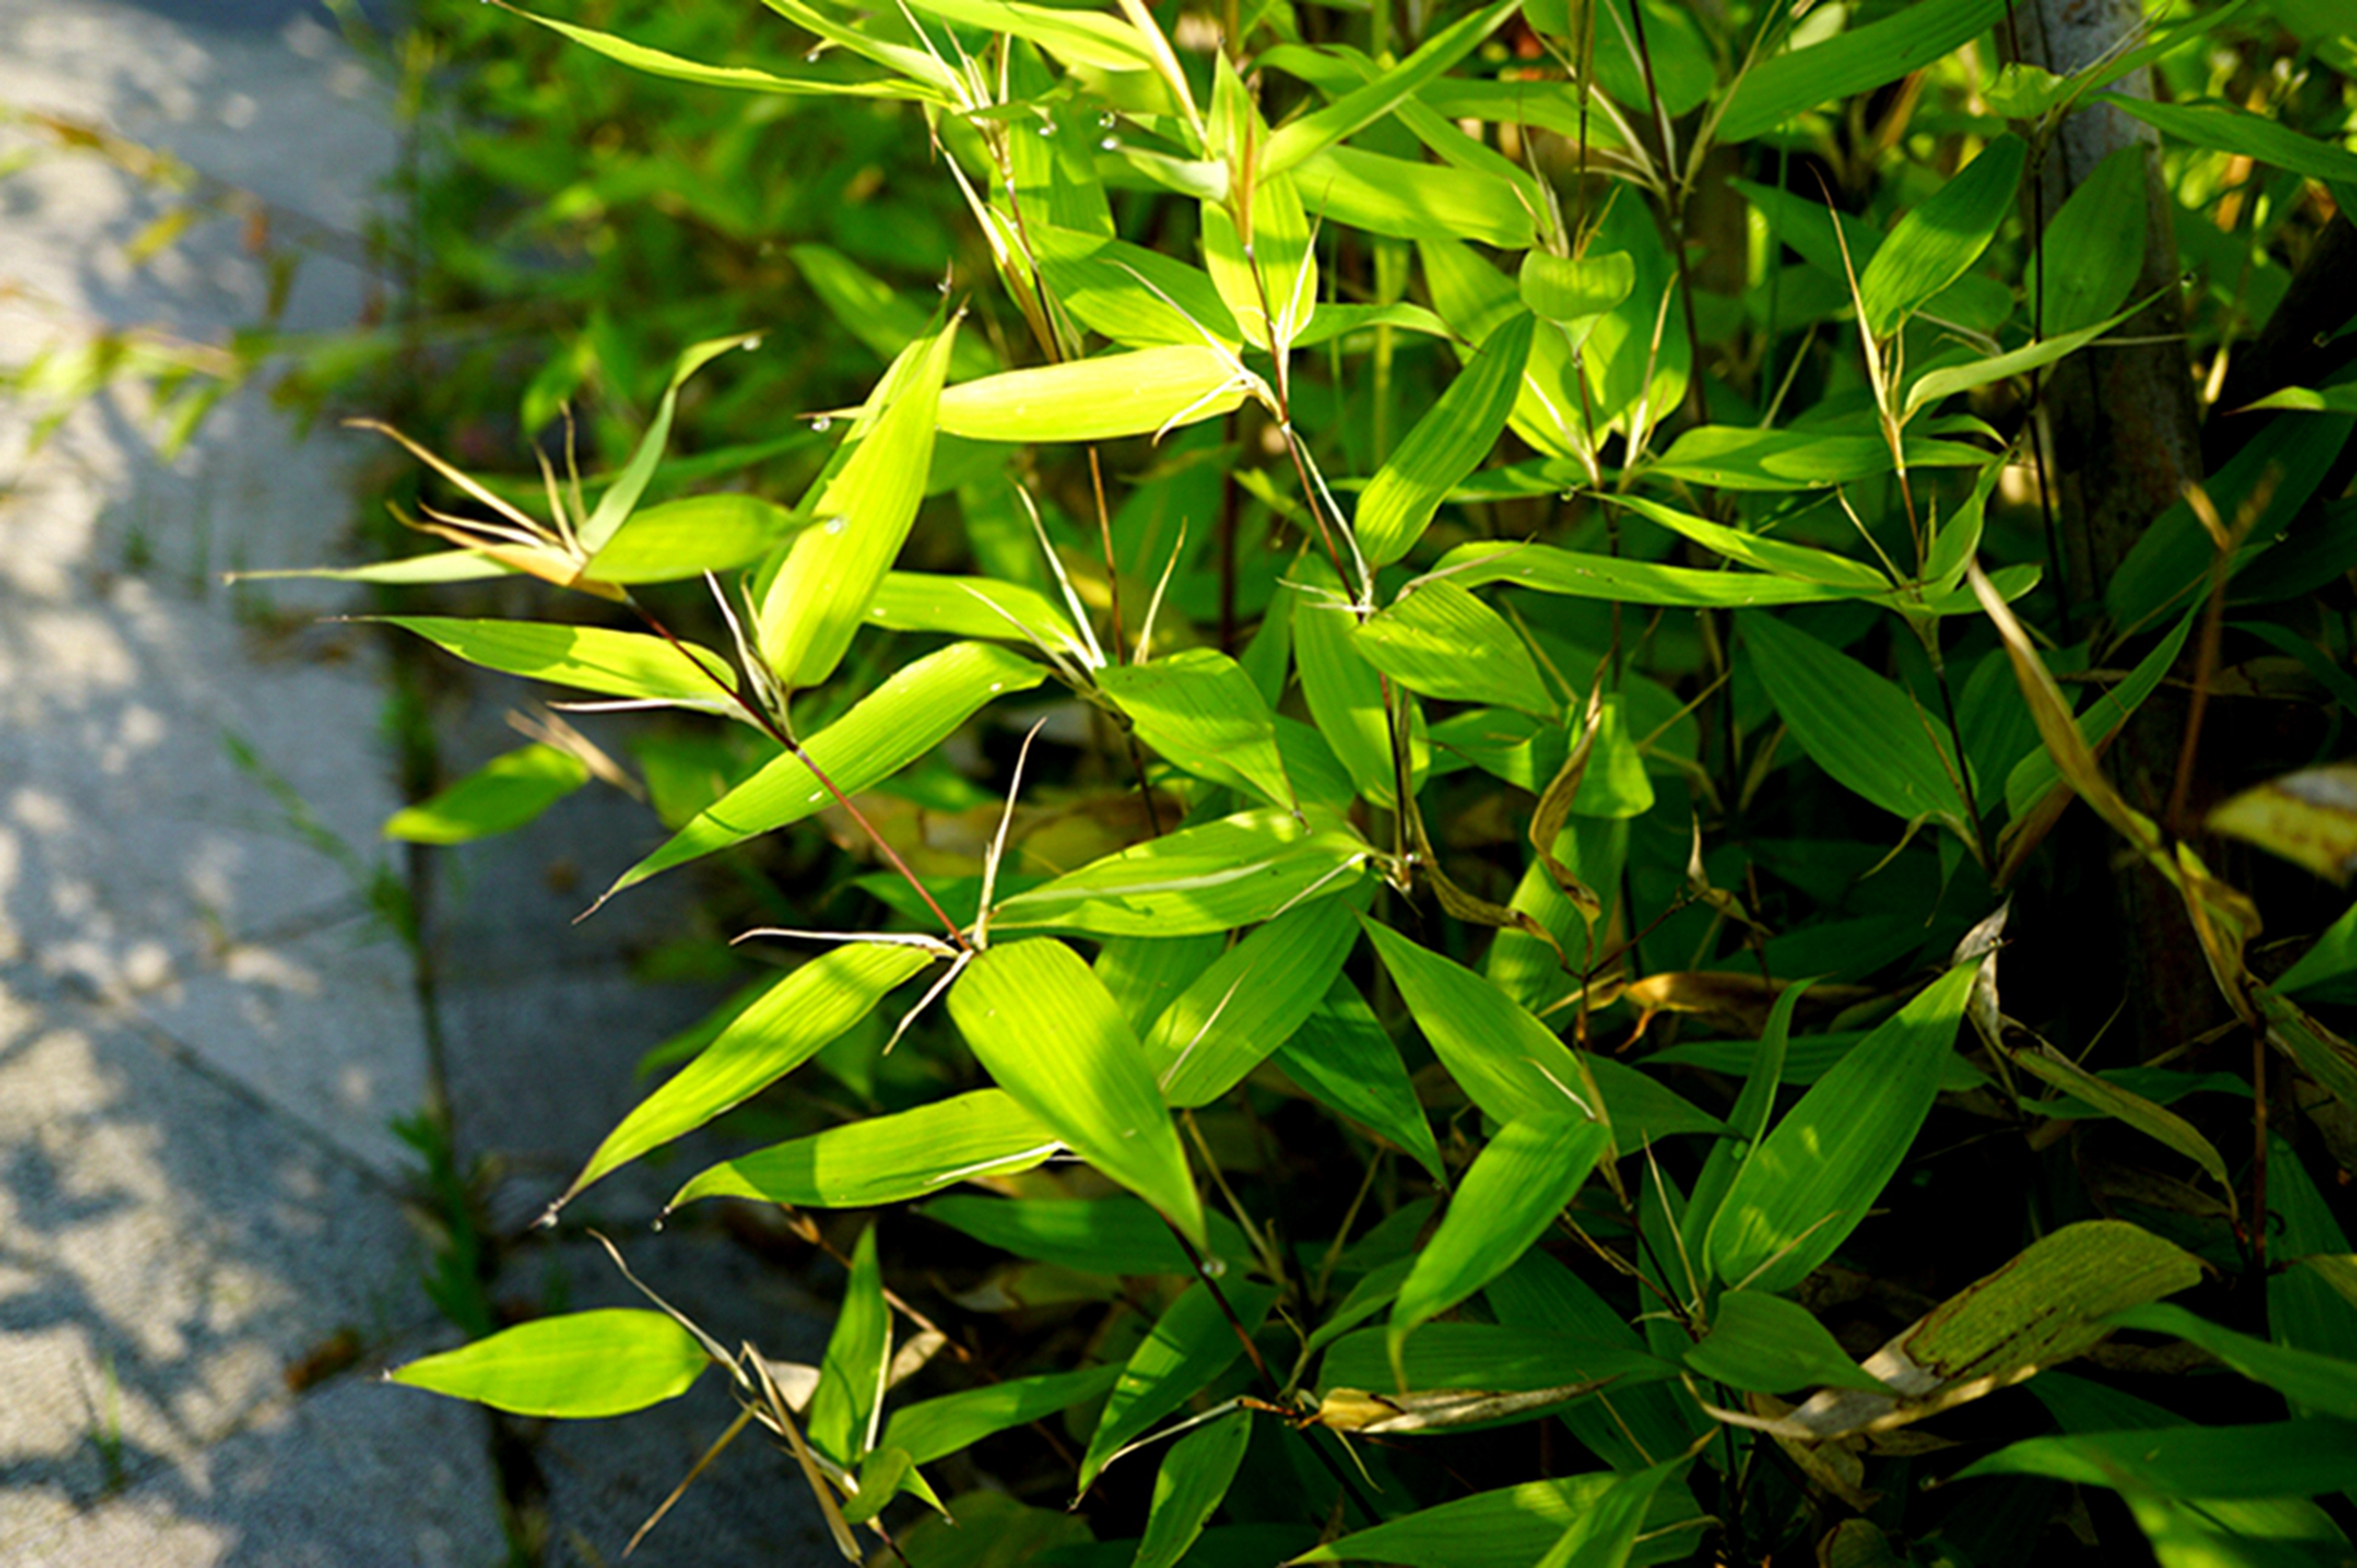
[1684,1291,1893,1396]
[1144,898,1360,1108]
[382,743,589,845]
[1080,1279,1278,1489]
[1100,648,1295,809]
[936,346,1251,442]
[380,617,736,708]
[2211,764,2357,885]
[1353,312,1536,567]
[1718,0,2013,140]
[1858,137,2024,337]
[388,1309,708,1418]
[1288,1473,1704,1567]
[810,1224,890,1463]
[1134,1409,1251,1568]
[1274,978,1446,1183]
[667,1089,1058,1211]
[880,1365,1123,1466]
[990,808,1371,937]
[1356,579,1556,719]
[949,939,1205,1248]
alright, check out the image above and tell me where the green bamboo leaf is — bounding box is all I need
[1956,1418,2357,1498]
[379,617,736,708]
[506,5,945,102]
[577,494,804,584]
[810,1224,891,1464]
[1684,1291,1893,1396]
[936,346,1250,443]
[1355,581,1556,719]
[1097,934,1227,1034]
[1202,168,1318,354]
[1295,146,1536,248]
[1718,0,2013,141]
[789,241,997,379]
[2002,606,2197,824]
[1707,965,1976,1295]
[1288,1473,1704,1567]
[1080,1279,1280,1490]
[2006,1044,2231,1193]
[1259,0,1519,179]
[2239,385,2357,416]
[1030,225,1245,350]
[1274,978,1446,1183]
[1388,1118,1612,1381]
[1431,541,1881,607]
[610,641,1045,895]
[1354,313,1536,567]
[557,943,934,1211]
[667,1089,1059,1212]
[1363,921,1722,1142]
[1486,1252,1705,1471]
[1646,425,1993,491]
[1535,1460,1685,1568]
[1732,179,2016,334]
[2108,1302,2357,1421]
[573,334,759,554]
[1100,648,1296,808]
[879,1364,1124,1466]
[868,572,1083,653]
[1519,251,1634,325]
[1858,138,2024,337]
[1321,1321,1677,1397]
[1135,1409,1252,1568]
[382,744,589,846]
[387,1309,709,1418]
[949,940,1207,1247]
[2022,146,2148,335]
[757,320,956,689]
[1900,296,2143,422]
[1145,899,1360,1108]
[1294,558,1425,808]
[902,0,1158,73]
[2266,1137,2357,1399]
[1613,495,1890,589]
[231,549,515,588]
[920,1195,1250,1278]
[2101,94,2357,186]
[1741,612,1970,836]
[989,808,1371,937]
[1683,983,1809,1263]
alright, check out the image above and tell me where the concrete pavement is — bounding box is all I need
[1,3,836,1562]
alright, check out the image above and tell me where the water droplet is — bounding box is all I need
[989,682,1004,692]
[811,415,832,431]
[936,277,952,295]
[649,1215,666,1233]
[1203,1256,1227,1277]
[1099,136,1119,152]
[804,47,822,62]
[1036,121,1055,137]
[1098,111,1116,128]
[742,336,762,352]
[823,517,848,536]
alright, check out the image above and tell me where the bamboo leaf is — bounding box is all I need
[1858,138,2024,338]
[1683,1291,1894,1395]
[1535,1459,1685,1568]
[903,0,1158,73]
[1364,921,1722,1142]
[577,334,760,554]
[2211,764,2357,885]
[1321,1321,1678,1398]
[1145,898,1360,1108]
[1356,580,1557,719]
[989,808,1371,937]
[579,494,805,583]
[1259,0,1520,179]
[387,1309,709,1418]
[879,1365,1124,1466]
[920,1195,1250,1278]
[1741,612,1971,837]
[2006,1044,2232,1193]
[1388,1118,1612,1381]
[936,346,1251,443]
[949,940,1206,1248]
[505,5,945,102]
[1718,0,2013,141]
[1707,964,1976,1294]
[382,744,589,846]
[2022,146,2148,335]
[667,1089,1059,1212]
[1274,978,1446,1183]
[1354,312,1537,567]
[1956,1418,2357,1498]
[1100,648,1296,809]
[1288,1473,1704,1567]
[610,641,1045,895]
[1294,559,1425,808]
[1031,224,1245,350]
[758,319,957,689]
[1295,146,1536,248]
[1080,1279,1279,1490]
[868,572,1083,653]
[1646,425,1993,491]
[558,944,934,1211]
[1901,297,2142,421]
[810,1224,891,1464]
[2100,95,2357,186]
[379,617,736,707]
[1202,150,1317,353]
[2108,1302,2357,1421]
[1608,495,1891,589]
[1134,1409,1252,1568]
[1520,251,1635,325]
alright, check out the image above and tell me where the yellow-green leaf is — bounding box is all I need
[936,345,1249,443]
[948,939,1206,1247]
[382,744,589,846]
[667,1089,1059,1212]
[387,1309,708,1418]
[1353,312,1536,567]
[1100,647,1295,808]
